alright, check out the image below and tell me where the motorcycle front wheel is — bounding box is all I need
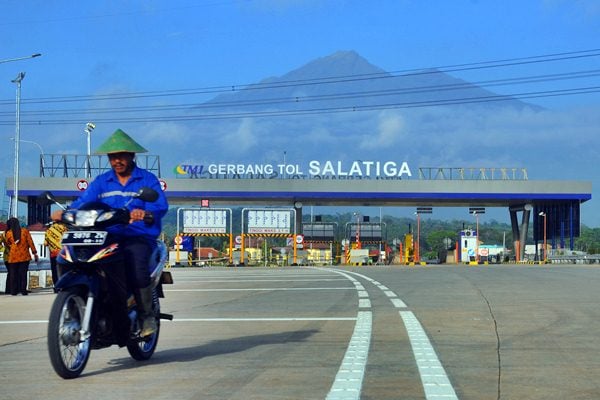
[47,287,91,379]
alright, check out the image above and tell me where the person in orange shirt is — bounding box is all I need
[5,218,38,295]
[1,230,10,294]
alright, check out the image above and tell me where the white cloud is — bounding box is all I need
[359,110,405,150]
[218,118,258,155]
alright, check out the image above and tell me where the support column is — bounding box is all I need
[510,209,520,260]
[27,196,49,225]
[294,204,303,234]
[519,208,531,261]
[509,204,532,262]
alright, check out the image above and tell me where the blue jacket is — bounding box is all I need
[70,164,168,240]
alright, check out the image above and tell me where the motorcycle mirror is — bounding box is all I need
[37,191,57,205]
[137,187,159,203]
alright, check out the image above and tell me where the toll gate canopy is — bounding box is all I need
[4,157,592,257]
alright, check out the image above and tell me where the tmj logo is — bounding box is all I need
[173,164,204,178]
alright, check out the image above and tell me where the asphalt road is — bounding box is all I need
[1,264,600,400]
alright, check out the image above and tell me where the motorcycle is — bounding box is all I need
[39,188,173,379]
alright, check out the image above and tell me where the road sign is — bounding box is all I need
[76,179,88,191]
[174,235,182,245]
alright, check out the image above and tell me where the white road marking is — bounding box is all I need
[390,298,408,308]
[0,317,357,325]
[171,317,357,322]
[334,269,458,399]
[0,320,47,324]
[400,311,458,400]
[327,311,372,400]
[166,287,351,292]
[177,278,348,283]
[358,298,372,309]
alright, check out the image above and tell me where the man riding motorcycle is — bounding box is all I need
[52,128,168,337]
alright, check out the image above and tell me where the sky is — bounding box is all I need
[1,0,600,226]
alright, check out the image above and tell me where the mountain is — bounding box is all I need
[165,50,600,224]
[183,50,547,174]
[198,50,538,114]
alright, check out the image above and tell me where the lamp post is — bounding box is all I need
[469,207,485,263]
[414,212,420,262]
[84,122,96,178]
[0,53,41,65]
[10,72,25,217]
[415,207,432,263]
[10,137,45,177]
[539,211,547,263]
[353,212,361,249]
[2,53,41,217]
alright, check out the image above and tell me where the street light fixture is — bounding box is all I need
[0,53,41,64]
[10,137,45,177]
[84,122,96,178]
[539,211,547,263]
[10,72,25,218]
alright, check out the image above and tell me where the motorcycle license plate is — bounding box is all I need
[61,231,108,245]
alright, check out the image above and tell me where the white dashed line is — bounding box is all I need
[358,298,372,308]
[327,311,372,400]
[336,269,457,399]
[390,297,408,308]
[400,311,458,400]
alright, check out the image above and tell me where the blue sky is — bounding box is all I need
[1,0,600,226]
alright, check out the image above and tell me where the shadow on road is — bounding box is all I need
[84,328,319,377]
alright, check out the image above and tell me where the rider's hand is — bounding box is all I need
[51,210,63,221]
[129,208,146,224]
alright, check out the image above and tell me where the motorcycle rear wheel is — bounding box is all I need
[47,287,91,379]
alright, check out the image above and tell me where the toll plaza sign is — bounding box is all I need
[247,210,291,234]
[174,160,412,179]
[182,209,228,234]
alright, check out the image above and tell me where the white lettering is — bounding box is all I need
[322,161,335,175]
[383,161,396,177]
[348,161,362,176]
[363,161,374,176]
[398,162,412,177]
[308,160,321,175]
[199,160,410,178]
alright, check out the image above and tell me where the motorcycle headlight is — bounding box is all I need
[75,210,99,227]
[96,210,116,222]
[63,210,76,224]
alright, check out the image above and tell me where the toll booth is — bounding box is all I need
[459,229,478,263]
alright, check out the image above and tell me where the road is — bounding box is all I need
[1,264,600,399]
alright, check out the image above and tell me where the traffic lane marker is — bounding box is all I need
[335,269,458,399]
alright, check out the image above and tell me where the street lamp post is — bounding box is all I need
[414,212,421,262]
[469,207,486,263]
[84,122,96,178]
[415,207,432,263]
[539,212,547,263]
[0,53,41,65]
[10,72,25,217]
[10,138,45,177]
[2,53,41,217]
[353,212,361,249]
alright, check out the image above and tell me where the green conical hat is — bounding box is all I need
[94,129,148,154]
